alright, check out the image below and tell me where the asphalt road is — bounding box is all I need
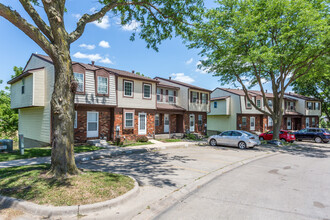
[156,142,330,220]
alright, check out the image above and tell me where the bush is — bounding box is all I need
[136,136,148,142]
[185,133,197,140]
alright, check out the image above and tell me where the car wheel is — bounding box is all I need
[314,137,322,143]
[259,137,264,141]
[280,138,286,142]
[238,141,247,149]
[209,139,217,146]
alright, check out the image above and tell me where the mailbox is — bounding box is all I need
[0,139,13,153]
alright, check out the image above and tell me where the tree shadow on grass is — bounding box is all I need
[78,151,197,188]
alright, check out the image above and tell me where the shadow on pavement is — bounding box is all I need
[78,151,196,188]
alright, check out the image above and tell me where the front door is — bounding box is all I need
[250,117,255,131]
[87,112,99,138]
[138,113,147,135]
[287,117,292,130]
[190,114,195,132]
[164,114,169,133]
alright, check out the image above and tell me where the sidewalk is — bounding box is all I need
[0,140,196,169]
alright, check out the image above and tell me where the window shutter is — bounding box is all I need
[206,94,209,104]
[166,90,169,102]
[190,91,193,103]
[200,93,203,104]
[174,91,177,103]
[161,89,163,101]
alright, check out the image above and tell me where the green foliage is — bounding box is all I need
[185,133,197,140]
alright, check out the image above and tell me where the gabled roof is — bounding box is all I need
[210,96,230,101]
[25,53,158,83]
[157,82,180,90]
[154,77,212,92]
[285,92,321,101]
[7,67,45,84]
[218,88,274,98]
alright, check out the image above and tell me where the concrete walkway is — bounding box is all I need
[0,140,196,169]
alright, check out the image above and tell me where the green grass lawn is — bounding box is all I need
[160,139,183,143]
[120,141,154,147]
[0,145,102,162]
[0,164,134,206]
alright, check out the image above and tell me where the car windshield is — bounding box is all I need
[240,130,254,136]
[323,129,330,133]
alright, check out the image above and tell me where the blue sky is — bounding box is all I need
[0,0,278,92]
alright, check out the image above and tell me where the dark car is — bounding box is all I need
[294,128,330,143]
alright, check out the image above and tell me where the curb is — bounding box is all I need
[133,151,280,220]
[0,175,140,217]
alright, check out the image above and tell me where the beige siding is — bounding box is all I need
[33,70,45,106]
[207,115,236,132]
[74,72,116,105]
[11,74,33,109]
[117,77,156,109]
[209,98,230,115]
[18,107,50,144]
[156,79,189,109]
[306,109,322,116]
[188,89,210,112]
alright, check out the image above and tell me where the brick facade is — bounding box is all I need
[184,112,207,135]
[237,114,264,133]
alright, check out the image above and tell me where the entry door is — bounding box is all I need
[287,117,292,130]
[138,113,147,135]
[87,112,99,138]
[306,118,310,128]
[164,114,169,133]
[250,117,255,131]
[190,114,195,132]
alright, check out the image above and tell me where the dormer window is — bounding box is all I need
[74,72,84,93]
[192,92,198,103]
[124,80,133,97]
[268,99,273,108]
[97,76,108,95]
[256,99,261,108]
[143,83,151,99]
[168,90,174,103]
[247,100,252,108]
[21,78,25,94]
[202,93,207,104]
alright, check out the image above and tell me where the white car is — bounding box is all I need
[208,130,260,149]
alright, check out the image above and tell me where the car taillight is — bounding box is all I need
[323,133,330,136]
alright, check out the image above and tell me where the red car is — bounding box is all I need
[259,130,296,143]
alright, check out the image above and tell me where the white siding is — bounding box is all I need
[117,77,156,109]
[11,74,33,109]
[33,70,45,106]
[74,72,116,105]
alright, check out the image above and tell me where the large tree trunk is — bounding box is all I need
[49,45,79,176]
[272,96,283,140]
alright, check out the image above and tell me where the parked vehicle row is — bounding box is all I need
[294,128,330,143]
[259,130,295,143]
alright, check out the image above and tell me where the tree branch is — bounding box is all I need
[19,0,54,42]
[0,3,53,55]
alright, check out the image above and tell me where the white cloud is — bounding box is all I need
[185,58,193,65]
[121,20,141,31]
[171,73,195,84]
[90,7,97,13]
[100,57,113,64]
[195,61,209,74]
[73,52,102,61]
[93,15,110,29]
[72,13,81,20]
[79,44,95,50]
[99,40,110,48]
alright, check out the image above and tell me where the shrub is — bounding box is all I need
[185,133,197,140]
[136,136,148,142]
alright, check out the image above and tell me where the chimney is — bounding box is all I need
[91,61,95,66]
[169,77,172,80]
[132,70,135,74]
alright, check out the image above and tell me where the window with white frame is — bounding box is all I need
[168,90,175,103]
[256,99,261,108]
[202,93,207,104]
[315,102,320,110]
[124,81,133,97]
[157,88,161,102]
[268,99,273,108]
[192,92,198,103]
[97,76,108,94]
[143,84,151,98]
[74,111,77,129]
[246,99,252,108]
[242,117,247,126]
[74,72,84,92]
[125,112,134,128]
[268,116,273,127]
[198,115,203,126]
[214,102,217,108]
[155,114,160,126]
[307,102,313,110]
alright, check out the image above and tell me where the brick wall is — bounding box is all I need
[237,114,264,133]
[184,112,207,135]
[113,108,155,141]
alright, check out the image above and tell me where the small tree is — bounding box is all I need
[188,0,330,139]
[0,0,203,176]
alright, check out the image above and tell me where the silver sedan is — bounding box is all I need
[208,130,261,149]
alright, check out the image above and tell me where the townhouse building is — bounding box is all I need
[207,88,321,135]
[8,53,210,147]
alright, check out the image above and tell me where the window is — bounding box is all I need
[242,117,247,126]
[202,93,207,104]
[256,99,261,108]
[192,92,198,103]
[97,76,108,95]
[74,72,84,93]
[288,101,295,110]
[168,90,175,103]
[21,78,25,94]
[125,112,134,128]
[232,131,242,136]
[312,117,316,127]
[74,111,77,129]
[198,115,203,126]
[143,84,151,99]
[268,116,273,127]
[315,102,320,110]
[157,88,161,102]
[246,100,252,108]
[268,99,273,108]
[221,131,232,136]
[307,102,313,110]
[124,80,133,97]
[155,114,160,126]
[214,102,217,108]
